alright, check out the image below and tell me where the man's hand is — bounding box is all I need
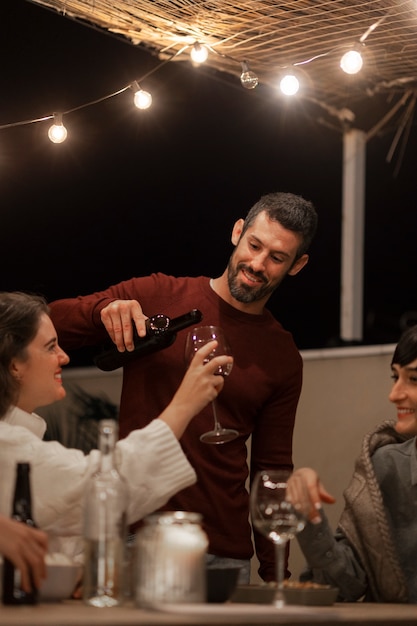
[100,299,147,352]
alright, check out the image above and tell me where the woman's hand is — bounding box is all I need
[287,467,336,524]
[159,340,233,439]
[0,515,48,592]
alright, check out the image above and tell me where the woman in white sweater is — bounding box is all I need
[0,291,231,565]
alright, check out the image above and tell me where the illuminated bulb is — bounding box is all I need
[279,73,300,96]
[190,43,208,64]
[134,88,152,110]
[48,114,67,143]
[340,49,363,75]
[240,61,259,89]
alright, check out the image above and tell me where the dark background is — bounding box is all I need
[2,0,417,363]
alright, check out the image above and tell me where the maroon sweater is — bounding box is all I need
[49,274,302,581]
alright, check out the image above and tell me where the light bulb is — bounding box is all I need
[240,61,258,89]
[190,43,208,64]
[134,89,152,110]
[279,73,300,96]
[340,49,363,75]
[48,114,67,143]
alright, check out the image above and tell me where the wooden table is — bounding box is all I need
[0,600,416,626]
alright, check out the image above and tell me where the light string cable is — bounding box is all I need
[0,46,185,133]
[0,4,401,135]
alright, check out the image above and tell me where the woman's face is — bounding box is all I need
[389,359,417,436]
[11,313,69,414]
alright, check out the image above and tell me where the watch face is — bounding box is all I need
[148,314,170,333]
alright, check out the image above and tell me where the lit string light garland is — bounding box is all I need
[0,11,391,144]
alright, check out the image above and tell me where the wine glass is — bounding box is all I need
[184,325,238,444]
[250,469,305,608]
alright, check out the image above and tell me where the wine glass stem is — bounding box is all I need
[211,398,221,432]
[273,541,287,608]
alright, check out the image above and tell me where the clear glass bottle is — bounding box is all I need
[83,419,128,607]
[2,462,38,605]
[135,511,208,606]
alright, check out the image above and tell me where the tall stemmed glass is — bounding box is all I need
[184,325,238,444]
[250,469,305,608]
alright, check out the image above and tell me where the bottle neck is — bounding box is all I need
[12,463,34,524]
[98,420,118,473]
[146,314,170,334]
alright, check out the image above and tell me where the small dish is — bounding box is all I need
[283,586,338,606]
[231,583,338,606]
[230,584,274,604]
[40,563,82,601]
[0,557,81,602]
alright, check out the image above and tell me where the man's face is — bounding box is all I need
[227,212,308,304]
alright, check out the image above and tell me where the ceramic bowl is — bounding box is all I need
[206,567,240,603]
[0,558,81,602]
[39,563,82,601]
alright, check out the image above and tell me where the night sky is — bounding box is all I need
[2,0,417,363]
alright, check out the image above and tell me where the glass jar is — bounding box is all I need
[135,511,208,606]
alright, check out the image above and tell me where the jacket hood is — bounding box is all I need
[339,420,410,603]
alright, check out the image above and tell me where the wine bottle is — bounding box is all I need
[83,419,128,607]
[94,308,203,371]
[2,462,38,605]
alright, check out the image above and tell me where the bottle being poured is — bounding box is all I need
[94,309,203,371]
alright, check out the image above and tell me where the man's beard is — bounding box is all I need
[227,259,278,304]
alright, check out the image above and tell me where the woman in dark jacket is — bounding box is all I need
[288,324,417,603]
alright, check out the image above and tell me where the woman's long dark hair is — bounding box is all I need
[0,291,49,416]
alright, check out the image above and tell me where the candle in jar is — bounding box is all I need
[135,511,208,606]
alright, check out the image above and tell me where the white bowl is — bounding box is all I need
[40,563,82,601]
[0,555,81,601]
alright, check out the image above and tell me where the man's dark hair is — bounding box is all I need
[242,192,318,259]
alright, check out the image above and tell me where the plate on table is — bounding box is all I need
[231,582,339,606]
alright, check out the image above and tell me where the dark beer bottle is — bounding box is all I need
[2,462,38,605]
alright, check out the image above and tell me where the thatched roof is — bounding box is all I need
[28,0,417,134]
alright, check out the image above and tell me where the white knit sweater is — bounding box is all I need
[0,406,196,562]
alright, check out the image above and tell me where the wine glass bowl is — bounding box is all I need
[185,326,233,377]
[250,470,305,608]
[184,325,238,444]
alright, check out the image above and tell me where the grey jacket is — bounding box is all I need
[297,420,409,603]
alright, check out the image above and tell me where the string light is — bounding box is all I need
[0,7,396,142]
[279,72,300,96]
[240,61,259,90]
[340,47,364,75]
[190,43,208,65]
[47,113,67,143]
[131,81,152,109]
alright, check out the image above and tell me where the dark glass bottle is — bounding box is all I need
[94,309,203,371]
[2,462,38,605]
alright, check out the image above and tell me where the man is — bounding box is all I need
[49,191,318,582]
